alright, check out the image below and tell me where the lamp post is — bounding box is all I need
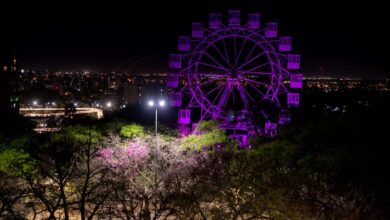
[148,100,165,136]
[148,99,166,156]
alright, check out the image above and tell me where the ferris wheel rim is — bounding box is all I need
[181,27,287,120]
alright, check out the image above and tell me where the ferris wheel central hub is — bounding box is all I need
[229,69,239,78]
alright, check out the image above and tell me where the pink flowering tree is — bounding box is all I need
[97,138,150,173]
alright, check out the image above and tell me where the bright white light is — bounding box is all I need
[159,100,165,107]
[106,102,112,107]
[74,102,78,107]
[33,101,38,105]
[52,102,56,106]
[148,100,154,106]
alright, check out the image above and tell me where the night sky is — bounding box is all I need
[1,1,387,78]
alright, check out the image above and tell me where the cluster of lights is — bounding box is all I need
[148,100,165,107]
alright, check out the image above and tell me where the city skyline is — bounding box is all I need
[1,1,387,78]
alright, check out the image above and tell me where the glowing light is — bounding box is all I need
[148,100,154,106]
[106,102,112,108]
[159,100,165,107]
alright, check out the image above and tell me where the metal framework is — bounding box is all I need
[168,10,302,145]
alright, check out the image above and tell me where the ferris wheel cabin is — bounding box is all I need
[178,36,191,52]
[290,74,303,89]
[169,92,182,107]
[279,36,292,52]
[169,54,182,69]
[228,10,241,26]
[265,22,278,38]
[178,109,191,124]
[166,74,179,88]
[248,13,261,29]
[209,13,222,29]
[287,54,300,69]
[192,22,204,38]
[287,93,300,107]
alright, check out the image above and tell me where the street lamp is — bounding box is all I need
[148,99,165,136]
[148,100,165,161]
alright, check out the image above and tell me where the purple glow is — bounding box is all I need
[166,74,179,88]
[278,109,291,124]
[287,92,300,106]
[192,22,204,38]
[279,36,292,52]
[169,54,182,69]
[287,54,301,69]
[178,124,191,138]
[228,10,241,26]
[265,22,278,38]
[191,122,199,133]
[178,36,191,52]
[168,11,302,144]
[209,13,222,29]
[248,13,260,29]
[265,122,277,137]
[230,134,249,147]
[290,74,303,89]
[169,92,182,107]
[178,109,191,124]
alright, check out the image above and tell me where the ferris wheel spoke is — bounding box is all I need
[240,84,256,103]
[239,62,272,74]
[198,61,227,72]
[233,35,238,67]
[210,82,230,108]
[246,80,267,98]
[221,38,232,68]
[237,84,249,108]
[179,61,198,73]
[217,82,233,109]
[241,42,257,68]
[198,78,219,87]
[245,78,270,88]
[210,43,231,68]
[211,82,228,106]
[234,37,248,68]
[203,83,225,97]
[202,51,229,71]
[236,51,266,71]
[267,86,281,107]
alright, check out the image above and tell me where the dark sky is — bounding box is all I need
[1,1,387,78]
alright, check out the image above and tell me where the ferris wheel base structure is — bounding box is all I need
[167,10,303,147]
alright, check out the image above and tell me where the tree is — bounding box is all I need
[181,120,228,151]
[120,124,145,139]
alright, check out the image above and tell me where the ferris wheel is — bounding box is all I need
[167,10,303,145]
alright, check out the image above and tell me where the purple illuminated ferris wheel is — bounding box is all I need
[167,10,303,145]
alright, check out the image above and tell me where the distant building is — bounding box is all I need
[124,84,141,104]
[0,51,20,115]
